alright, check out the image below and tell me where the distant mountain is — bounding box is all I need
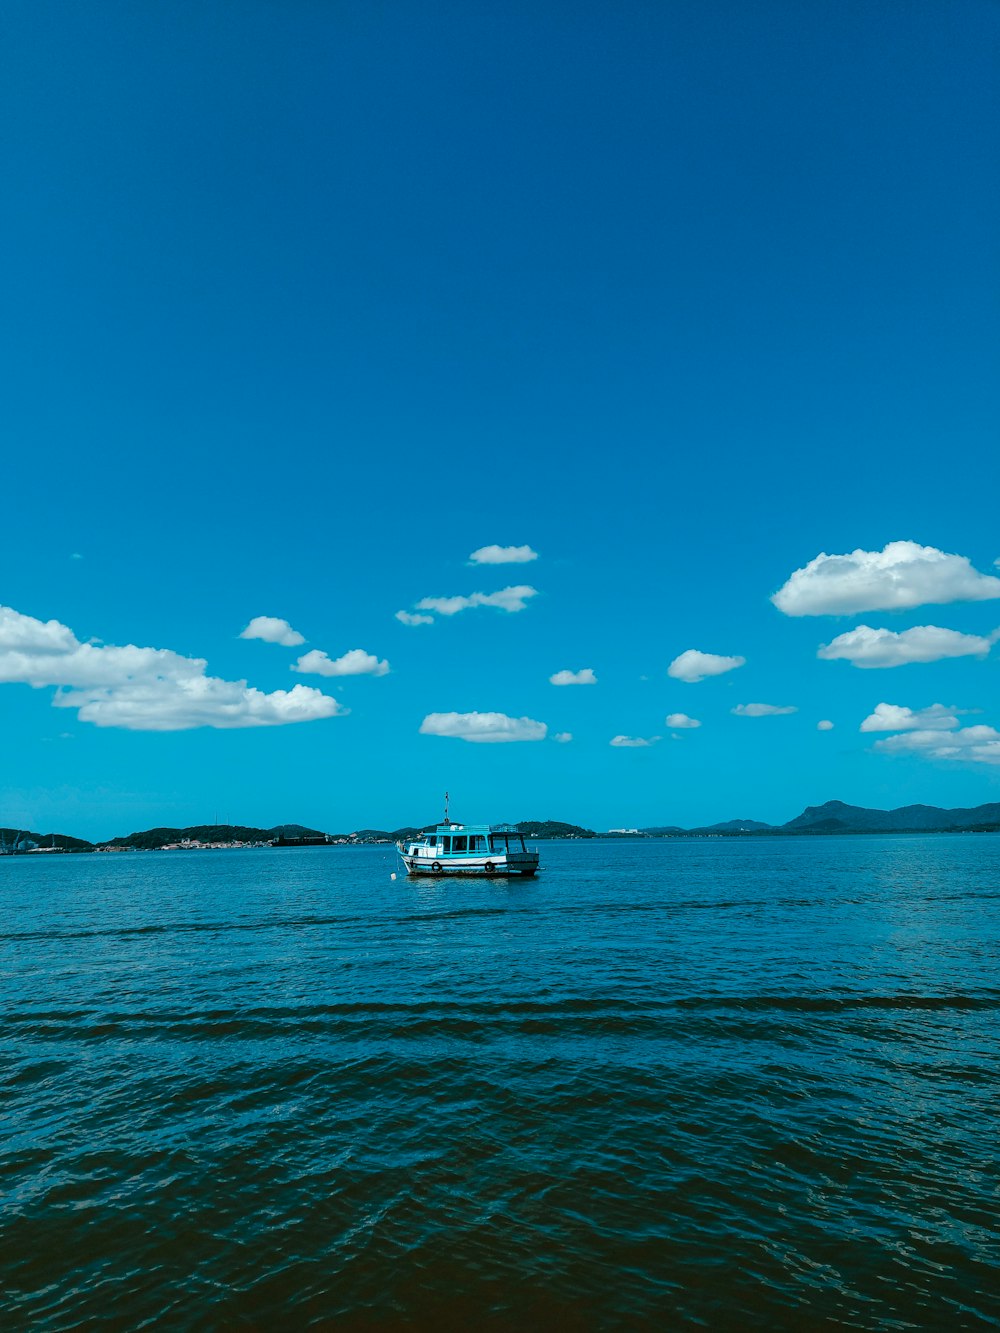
[694,819,774,834]
[782,800,1000,834]
[635,801,1000,836]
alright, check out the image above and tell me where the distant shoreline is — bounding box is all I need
[3,800,1000,854]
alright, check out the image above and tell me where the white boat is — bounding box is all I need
[398,818,540,878]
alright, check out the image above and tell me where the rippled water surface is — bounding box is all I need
[3,837,999,1328]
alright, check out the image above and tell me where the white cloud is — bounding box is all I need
[731,703,798,717]
[0,603,343,731]
[70,552,83,561]
[872,725,1000,766]
[293,648,390,678]
[817,624,996,669]
[665,712,700,729]
[772,541,1000,617]
[415,585,538,616]
[610,734,660,747]
[859,703,960,732]
[419,711,547,743]
[553,732,573,743]
[549,667,597,686]
[817,719,835,731]
[0,606,78,658]
[468,544,538,565]
[239,616,306,647]
[395,610,434,627]
[667,649,746,683]
[57,679,344,731]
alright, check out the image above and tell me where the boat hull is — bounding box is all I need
[402,854,538,878]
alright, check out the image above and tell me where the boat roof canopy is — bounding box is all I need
[423,822,522,835]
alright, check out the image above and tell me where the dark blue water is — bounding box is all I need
[2,837,999,1328]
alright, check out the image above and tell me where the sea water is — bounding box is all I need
[2,836,998,1328]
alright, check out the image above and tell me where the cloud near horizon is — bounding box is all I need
[468,544,538,565]
[610,734,659,747]
[859,703,960,732]
[293,648,390,677]
[419,711,547,743]
[665,713,700,728]
[549,668,597,686]
[0,604,344,730]
[395,610,434,626]
[817,720,835,730]
[818,624,996,669]
[732,703,798,717]
[239,615,306,647]
[667,649,746,683]
[872,725,1000,766]
[772,541,1000,616]
[553,732,573,743]
[412,585,539,617]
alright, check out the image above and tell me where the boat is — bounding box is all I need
[397,796,540,878]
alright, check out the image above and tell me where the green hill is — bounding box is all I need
[0,828,93,852]
[515,820,595,839]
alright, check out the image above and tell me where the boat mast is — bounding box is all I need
[444,791,449,823]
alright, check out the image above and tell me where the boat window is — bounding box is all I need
[469,835,484,851]
[441,836,451,852]
[489,835,505,853]
[452,836,467,852]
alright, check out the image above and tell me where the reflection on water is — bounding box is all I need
[2,836,999,1327]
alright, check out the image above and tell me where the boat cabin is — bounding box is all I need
[409,823,528,856]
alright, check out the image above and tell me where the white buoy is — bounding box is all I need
[390,872,396,880]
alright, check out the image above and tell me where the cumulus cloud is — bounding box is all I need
[731,703,798,717]
[0,606,78,658]
[415,586,539,616]
[395,610,434,626]
[419,711,547,743]
[468,544,538,565]
[239,616,306,647]
[549,668,597,686]
[553,732,573,743]
[859,703,960,733]
[610,735,660,747]
[665,712,700,729]
[0,604,344,731]
[667,649,746,683]
[293,648,390,677]
[817,719,835,731]
[772,541,1000,617]
[872,725,1000,766]
[57,680,343,731]
[817,624,996,669]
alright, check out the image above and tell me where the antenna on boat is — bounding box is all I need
[444,791,450,823]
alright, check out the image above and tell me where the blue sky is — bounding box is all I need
[2,1,998,838]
